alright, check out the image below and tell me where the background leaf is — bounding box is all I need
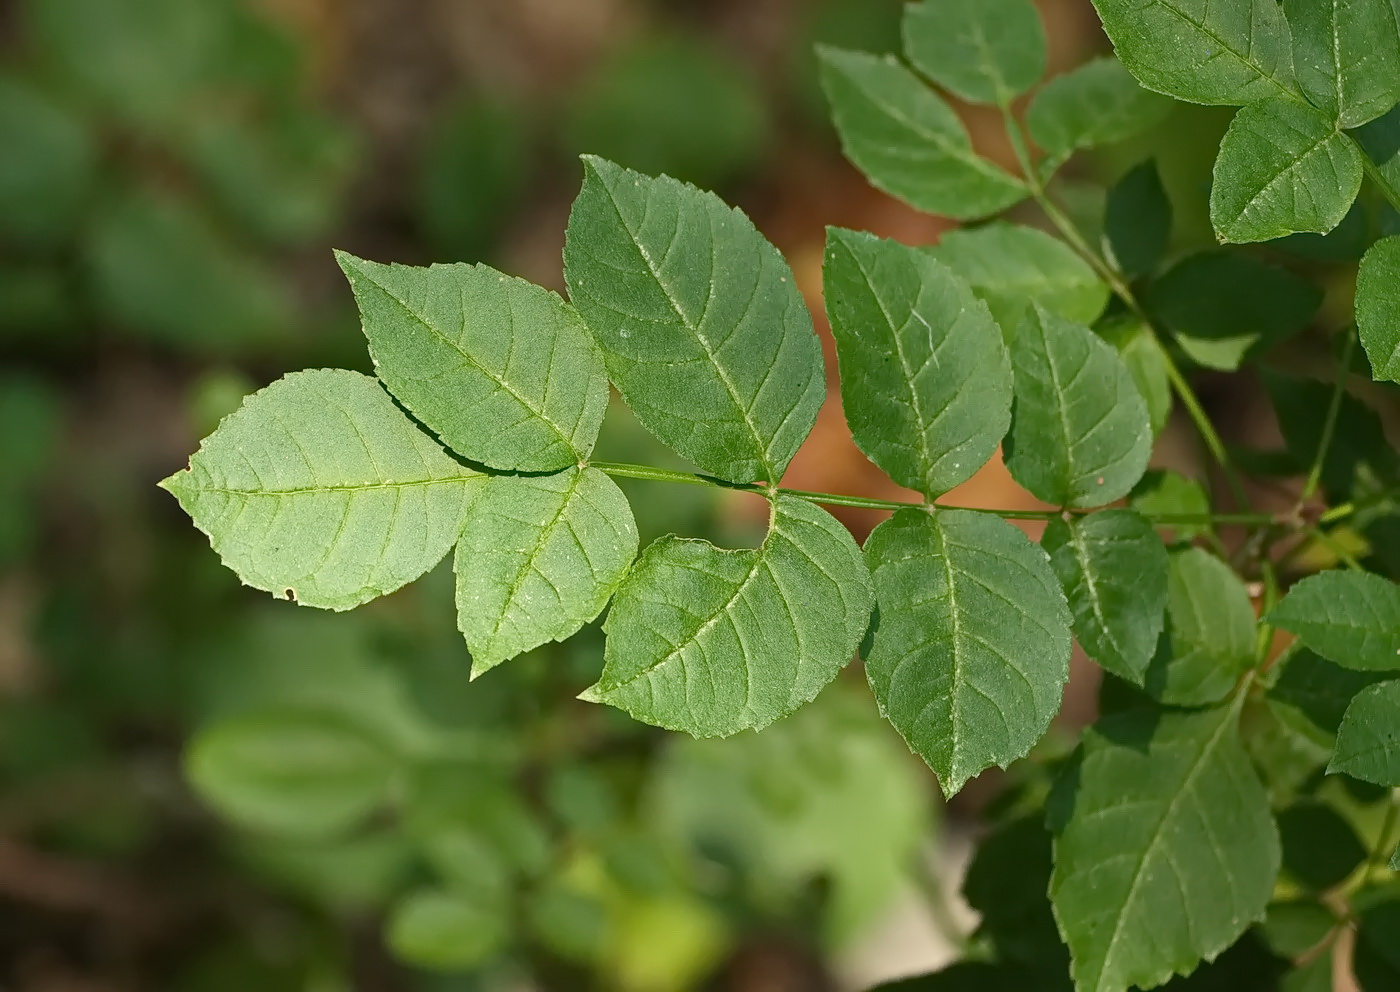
[1042,509,1169,684]
[1143,548,1257,706]
[1263,371,1397,499]
[1026,58,1172,164]
[1283,0,1400,127]
[1357,236,1400,383]
[1270,571,1400,670]
[864,508,1071,797]
[817,47,1027,220]
[1329,680,1400,784]
[585,495,872,737]
[823,227,1011,497]
[0,74,96,249]
[1210,99,1362,244]
[1004,305,1152,508]
[337,253,607,473]
[455,468,637,677]
[1049,703,1280,992]
[1090,0,1297,106]
[160,369,483,611]
[900,0,1046,106]
[387,888,507,971]
[563,157,824,484]
[1097,318,1171,435]
[1103,160,1172,279]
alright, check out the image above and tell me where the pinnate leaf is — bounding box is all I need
[563,157,823,485]
[1329,680,1400,784]
[924,222,1108,339]
[1027,58,1172,163]
[1042,509,1168,685]
[337,252,607,472]
[160,369,483,611]
[863,508,1071,797]
[584,495,872,737]
[1269,571,1400,670]
[823,228,1011,498]
[1284,0,1400,127]
[1004,306,1152,508]
[1049,703,1280,992]
[1210,99,1361,244]
[1090,0,1297,106]
[901,0,1046,106]
[455,468,637,677]
[1144,548,1258,706]
[1357,236,1400,383]
[817,47,1027,221]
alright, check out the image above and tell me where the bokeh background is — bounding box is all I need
[0,1,1320,989]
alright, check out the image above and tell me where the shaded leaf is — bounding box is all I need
[1263,371,1397,499]
[1027,58,1173,164]
[963,816,1070,978]
[585,495,872,737]
[901,0,1046,105]
[1097,318,1171,435]
[1270,571,1400,670]
[0,74,96,248]
[1284,0,1400,127]
[1277,801,1367,890]
[864,508,1071,796]
[823,227,1012,497]
[1354,104,1400,206]
[1143,548,1257,706]
[1354,888,1400,990]
[1260,900,1338,957]
[1330,679,1400,784]
[1357,236,1400,383]
[1103,160,1172,278]
[563,157,824,484]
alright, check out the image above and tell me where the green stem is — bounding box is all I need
[1300,331,1355,505]
[1370,798,1399,878]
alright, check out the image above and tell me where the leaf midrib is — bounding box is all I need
[1152,0,1297,100]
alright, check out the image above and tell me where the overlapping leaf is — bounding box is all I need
[1004,306,1152,508]
[1049,703,1280,992]
[817,47,1027,221]
[1103,161,1171,279]
[1358,237,1400,383]
[1042,509,1168,684]
[1284,0,1400,127]
[584,495,872,737]
[337,252,608,473]
[1091,0,1297,106]
[901,0,1046,106]
[160,369,484,610]
[823,228,1011,498]
[1270,571,1400,670]
[864,508,1071,797]
[1329,680,1400,784]
[1027,58,1172,164]
[455,468,637,677]
[562,157,824,484]
[1210,100,1361,244]
[1096,319,1171,435]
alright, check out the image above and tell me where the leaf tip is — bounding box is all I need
[576,683,604,704]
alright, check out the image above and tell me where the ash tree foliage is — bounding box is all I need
[160,0,1400,987]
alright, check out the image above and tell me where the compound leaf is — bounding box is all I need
[563,157,824,485]
[823,227,1011,498]
[1357,236,1400,383]
[1005,305,1152,508]
[1210,99,1361,244]
[1090,0,1297,106]
[924,222,1108,339]
[1027,58,1172,163]
[1284,0,1400,128]
[1049,703,1280,992]
[337,252,607,473]
[1330,680,1400,784]
[1270,571,1400,670]
[584,495,872,737]
[160,369,483,611]
[1144,548,1257,706]
[901,0,1046,106]
[455,467,638,677]
[864,508,1072,797]
[817,46,1027,221]
[1042,509,1168,685]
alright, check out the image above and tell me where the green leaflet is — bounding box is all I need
[823,228,1012,498]
[1284,0,1400,127]
[1130,470,1211,542]
[1211,100,1361,244]
[901,0,1046,106]
[924,222,1108,340]
[1143,548,1257,706]
[816,46,1027,221]
[1282,952,1334,992]
[1145,250,1321,372]
[1026,58,1172,164]
[1358,237,1400,383]
[584,495,872,738]
[160,369,483,611]
[1103,161,1171,279]
[1004,306,1152,508]
[1329,680,1400,784]
[1049,703,1280,992]
[863,508,1072,797]
[388,888,507,971]
[1096,319,1171,435]
[1090,0,1297,106]
[1263,371,1398,499]
[336,252,608,473]
[454,467,638,677]
[186,709,396,838]
[1270,571,1400,670]
[1042,509,1168,685]
[562,157,823,485]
